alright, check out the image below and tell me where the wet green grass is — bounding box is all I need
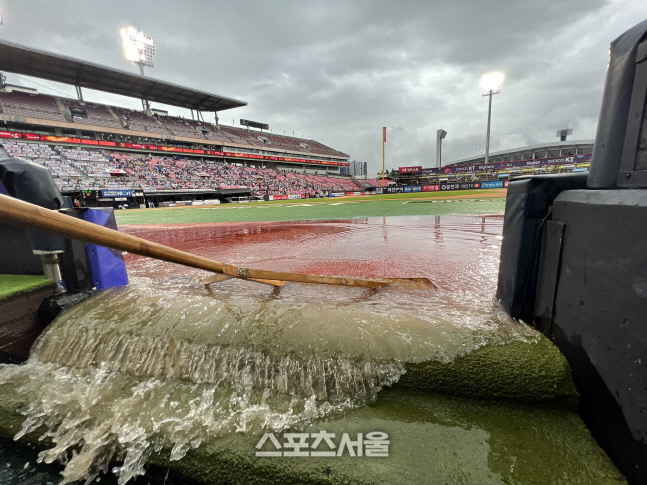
[115,196,506,225]
[0,274,52,301]
[0,345,624,485]
[158,390,626,485]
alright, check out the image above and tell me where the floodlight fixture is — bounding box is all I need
[480,72,504,96]
[480,71,504,165]
[556,128,573,141]
[120,27,155,75]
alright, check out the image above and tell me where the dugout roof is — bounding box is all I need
[218,188,253,196]
[142,189,219,196]
[0,40,246,112]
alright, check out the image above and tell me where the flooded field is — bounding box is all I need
[0,215,623,484]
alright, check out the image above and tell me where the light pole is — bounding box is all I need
[480,72,504,165]
[436,129,447,167]
[121,27,156,113]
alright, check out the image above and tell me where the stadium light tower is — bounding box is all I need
[436,129,447,168]
[120,27,155,76]
[556,128,573,142]
[480,72,504,165]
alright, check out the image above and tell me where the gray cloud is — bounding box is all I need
[0,0,645,172]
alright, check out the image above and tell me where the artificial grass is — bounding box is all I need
[397,336,579,407]
[115,197,506,225]
[0,341,623,485]
[0,274,51,301]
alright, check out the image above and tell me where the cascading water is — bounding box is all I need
[0,215,540,484]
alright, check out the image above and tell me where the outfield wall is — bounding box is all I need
[378,181,508,194]
[261,181,508,202]
[138,183,507,206]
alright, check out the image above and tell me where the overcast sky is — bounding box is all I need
[0,0,646,173]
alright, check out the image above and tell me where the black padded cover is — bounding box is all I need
[0,157,65,252]
[496,173,588,319]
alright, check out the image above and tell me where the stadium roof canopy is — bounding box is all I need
[0,40,246,112]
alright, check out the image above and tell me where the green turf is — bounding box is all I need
[115,196,506,225]
[0,274,52,301]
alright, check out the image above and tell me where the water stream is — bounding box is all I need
[0,215,541,484]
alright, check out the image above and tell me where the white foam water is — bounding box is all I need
[1,360,391,484]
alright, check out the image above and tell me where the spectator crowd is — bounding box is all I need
[55,149,359,196]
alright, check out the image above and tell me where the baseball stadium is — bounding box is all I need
[0,13,646,485]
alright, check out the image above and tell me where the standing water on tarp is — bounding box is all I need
[0,215,539,484]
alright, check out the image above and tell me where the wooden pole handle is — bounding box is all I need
[0,194,389,288]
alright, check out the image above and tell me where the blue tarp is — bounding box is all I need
[80,208,129,290]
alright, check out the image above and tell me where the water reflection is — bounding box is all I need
[122,215,505,293]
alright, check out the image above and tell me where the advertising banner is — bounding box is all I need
[423,154,592,174]
[384,186,404,194]
[386,183,481,193]
[399,166,422,174]
[101,189,135,198]
[440,182,481,191]
[422,184,440,192]
[225,152,349,166]
[375,187,383,194]
[480,181,504,189]
[329,192,345,197]
[0,131,21,139]
[0,130,349,166]
[440,184,459,191]
[287,194,302,200]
